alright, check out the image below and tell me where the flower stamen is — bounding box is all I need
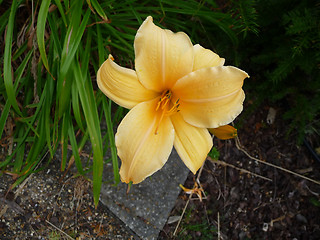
[154,90,180,134]
[156,90,171,111]
[165,99,180,116]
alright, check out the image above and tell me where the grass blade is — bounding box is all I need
[53,0,67,27]
[3,0,22,115]
[73,60,103,207]
[58,8,90,118]
[36,0,51,72]
[88,0,109,22]
[0,100,11,140]
[68,121,84,175]
[102,99,120,184]
[60,112,70,171]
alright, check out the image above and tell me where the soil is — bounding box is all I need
[1,102,320,239]
[0,154,137,240]
[160,103,320,239]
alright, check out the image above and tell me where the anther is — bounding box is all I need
[154,90,180,135]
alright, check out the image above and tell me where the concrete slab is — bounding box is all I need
[99,149,190,240]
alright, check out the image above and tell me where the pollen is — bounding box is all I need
[154,90,180,134]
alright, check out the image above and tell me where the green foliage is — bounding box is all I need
[310,197,320,207]
[179,219,217,240]
[230,0,259,38]
[0,0,112,207]
[208,147,220,160]
[234,0,320,143]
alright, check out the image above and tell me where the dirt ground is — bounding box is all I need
[0,152,137,239]
[160,103,320,239]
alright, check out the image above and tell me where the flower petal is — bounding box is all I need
[134,16,194,91]
[172,66,249,128]
[97,55,158,109]
[209,125,237,140]
[116,99,174,184]
[193,44,225,71]
[171,113,212,174]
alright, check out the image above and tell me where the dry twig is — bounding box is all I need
[173,162,206,236]
[235,137,320,185]
[208,157,272,182]
[45,220,75,240]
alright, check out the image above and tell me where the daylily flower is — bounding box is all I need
[97,16,249,184]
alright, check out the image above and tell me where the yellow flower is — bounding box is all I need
[97,16,249,184]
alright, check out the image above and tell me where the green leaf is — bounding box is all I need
[0,49,32,140]
[68,121,84,175]
[0,8,10,36]
[3,0,22,115]
[53,0,68,27]
[0,100,11,142]
[36,0,51,72]
[13,125,25,172]
[102,99,120,184]
[208,147,220,160]
[60,112,70,171]
[88,0,109,22]
[58,8,90,118]
[310,197,320,207]
[73,60,103,208]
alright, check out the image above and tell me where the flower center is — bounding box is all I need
[154,90,180,134]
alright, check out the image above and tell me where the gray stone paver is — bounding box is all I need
[100,149,189,239]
